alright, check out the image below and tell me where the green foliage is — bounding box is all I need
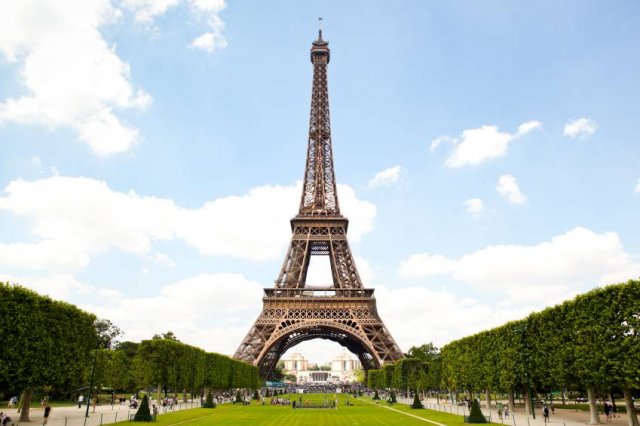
[467,400,487,423]
[270,361,285,381]
[202,391,215,408]
[0,283,96,405]
[383,364,395,389]
[132,339,259,396]
[95,318,123,349]
[152,331,179,341]
[367,369,385,390]
[407,343,440,362]
[394,358,425,391]
[133,395,153,422]
[411,391,423,409]
[439,280,640,420]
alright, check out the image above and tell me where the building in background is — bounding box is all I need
[282,350,362,384]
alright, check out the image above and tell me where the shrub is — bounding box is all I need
[202,391,216,408]
[133,395,153,422]
[467,400,487,423]
[411,392,423,409]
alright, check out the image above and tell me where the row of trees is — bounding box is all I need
[440,280,639,426]
[367,343,442,398]
[0,283,261,421]
[130,337,261,401]
[364,281,639,426]
[0,283,97,421]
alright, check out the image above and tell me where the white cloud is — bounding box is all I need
[0,0,228,155]
[634,178,640,194]
[0,0,151,155]
[188,0,227,52]
[496,174,526,205]
[83,272,264,355]
[399,227,640,305]
[442,120,541,167]
[354,256,375,285]
[564,118,598,138]
[375,285,530,350]
[0,176,376,270]
[399,254,456,278]
[463,198,484,215]
[516,120,542,137]
[120,0,180,23]
[119,0,228,53]
[0,272,90,300]
[367,165,405,188]
[430,135,455,152]
[149,252,176,267]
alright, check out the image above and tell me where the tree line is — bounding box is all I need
[367,280,639,426]
[0,283,260,422]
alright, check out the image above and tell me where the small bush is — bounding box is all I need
[202,391,216,408]
[467,400,487,423]
[133,395,153,422]
[411,392,423,409]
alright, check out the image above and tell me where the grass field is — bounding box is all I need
[119,394,474,425]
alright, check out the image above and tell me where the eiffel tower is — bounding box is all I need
[234,24,404,378]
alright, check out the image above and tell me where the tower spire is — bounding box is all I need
[318,17,323,41]
[300,20,336,216]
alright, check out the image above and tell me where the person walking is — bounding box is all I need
[543,405,550,423]
[43,403,52,426]
[604,401,611,422]
[78,394,84,408]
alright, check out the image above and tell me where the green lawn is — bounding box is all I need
[118,394,478,425]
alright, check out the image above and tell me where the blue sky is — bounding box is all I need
[1,0,639,364]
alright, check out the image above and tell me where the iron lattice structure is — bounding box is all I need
[234,29,404,378]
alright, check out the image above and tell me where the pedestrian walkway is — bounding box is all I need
[2,399,201,426]
[396,397,636,426]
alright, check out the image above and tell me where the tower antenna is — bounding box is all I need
[318,17,323,40]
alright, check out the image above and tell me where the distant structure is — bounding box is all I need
[233,22,403,379]
[282,351,362,384]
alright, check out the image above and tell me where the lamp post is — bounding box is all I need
[85,344,99,420]
[514,325,535,419]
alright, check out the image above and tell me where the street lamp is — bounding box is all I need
[85,342,99,421]
[513,324,535,419]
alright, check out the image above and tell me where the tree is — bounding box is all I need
[152,331,179,341]
[0,283,97,422]
[411,392,423,409]
[406,343,439,362]
[202,391,215,408]
[133,394,152,422]
[352,368,365,384]
[95,319,123,349]
[270,361,285,381]
[393,358,425,397]
[467,399,487,423]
